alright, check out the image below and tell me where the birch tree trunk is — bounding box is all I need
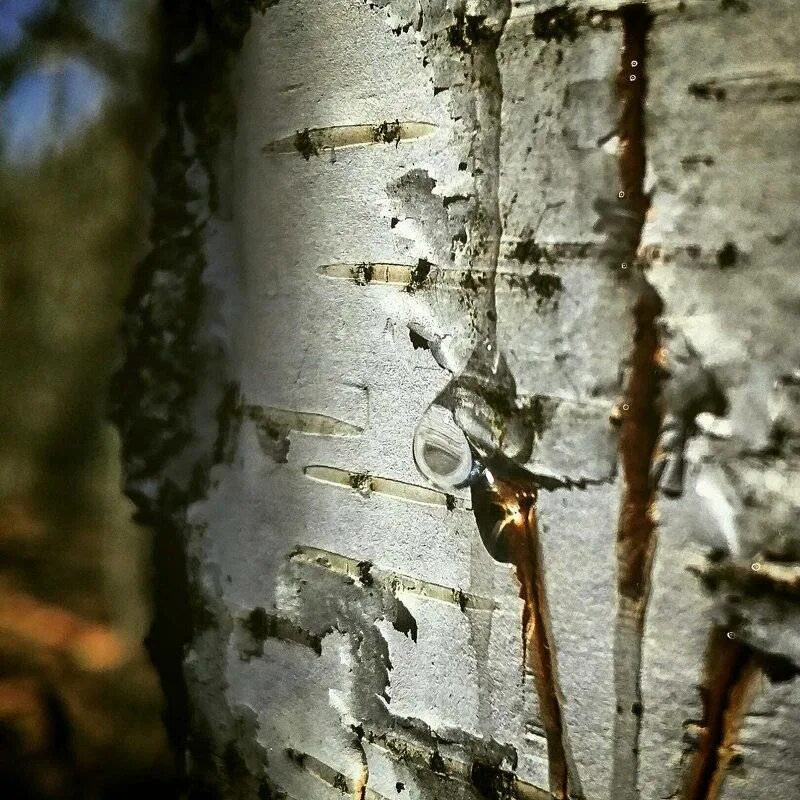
[118,1,800,799]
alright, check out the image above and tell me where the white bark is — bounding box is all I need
[153,2,800,798]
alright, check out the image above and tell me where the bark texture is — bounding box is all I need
[118,1,800,799]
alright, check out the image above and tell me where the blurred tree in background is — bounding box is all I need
[0,1,177,796]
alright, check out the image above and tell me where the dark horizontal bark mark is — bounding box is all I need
[262,121,438,158]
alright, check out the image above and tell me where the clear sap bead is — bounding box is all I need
[412,404,474,490]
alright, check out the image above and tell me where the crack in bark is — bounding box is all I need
[610,6,659,800]
[682,629,759,800]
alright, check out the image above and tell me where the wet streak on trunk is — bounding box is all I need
[462,3,511,344]
[484,486,582,800]
[611,280,663,800]
[611,6,660,800]
[682,630,759,800]
[617,4,652,242]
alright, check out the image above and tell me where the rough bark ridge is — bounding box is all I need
[115,1,800,799]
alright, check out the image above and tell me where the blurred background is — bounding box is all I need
[0,1,179,796]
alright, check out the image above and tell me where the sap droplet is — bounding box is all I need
[631,60,639,67]
[630,75,637,82]
[412,404,474,490]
